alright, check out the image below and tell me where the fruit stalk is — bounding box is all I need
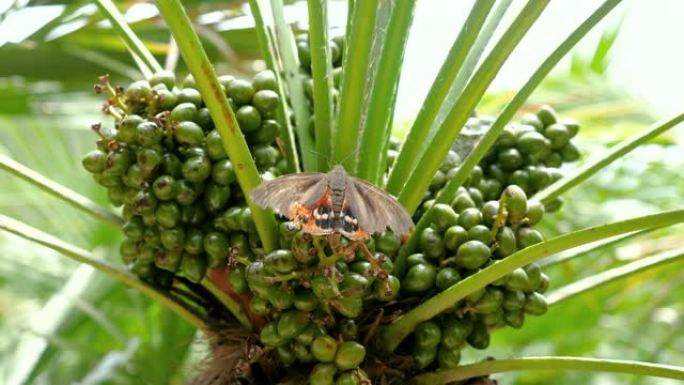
[155,0,280,252]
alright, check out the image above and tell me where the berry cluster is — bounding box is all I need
[82,70,285,286]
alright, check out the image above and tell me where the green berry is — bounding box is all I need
[415,321,442,349]
[334,341,365,371]
[169,102,198,123]
[420,227,445,260]
[312,335,338,363]
[82,149,107,173]
[176,87,201,107]
[253,70,278,91]
[204,183,231,212]
[180,253,206,283]
[309,363,337,385]
[278,310,310,340]
[435,267,460,291]
[264,249,297,274]
[149,70,175,89]
[226,79,254,106]
[181,156,211,183]
[155,201,181,228]
[441,318,472,348]
[536,105,558,126]
[174,121,204,146]
[403,263,437,293]
[118,114,143,144]
[524,292,548,315]
[203,231,229,267]
[466,321,490,349]
[455,240,490,269]
[494,226,517,258]
[437,345,461,369]
[252,89,280,114]
[205,130,227,161]
[236,105,262,133]
[457,207,482,230]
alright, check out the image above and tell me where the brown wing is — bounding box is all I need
[249,173,327,216]
[345,176,414,237]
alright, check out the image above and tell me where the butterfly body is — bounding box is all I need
[250,165,413,240]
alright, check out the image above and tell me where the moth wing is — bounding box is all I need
[345,176,415,237]
[249,173,326,216]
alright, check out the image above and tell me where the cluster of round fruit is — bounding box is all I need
[296,32,345,138]
[81,69,286,284]
[475,106,581,208]
[231,222,403,383]
[405,185,549,369]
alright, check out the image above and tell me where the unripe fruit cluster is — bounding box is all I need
[82,70,286,285]
[234,224,402,383]
[475,106,581,210]
[408,185,548,370]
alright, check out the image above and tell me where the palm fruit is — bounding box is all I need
[470,105,581,212]
[83,69,285,286]
[85,44,575,381]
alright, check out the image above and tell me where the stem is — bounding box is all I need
[355,0,417,183]
[547,247,684,305]
[535,111,684,205]
[270,0,317,171]
[155,0,279,252]
[332,0,379,171]
[411,356,684,384]
[385,0,495,194]
[540,228,655,268]
[95,0,163,74]
[0,154,123,228]
[442,0,514,113]
[307,0,335,171]
[379,209,684,352]
[201,277,252,330]
[397,0,550,213]
[248,0,299,172]
[393,0,621,277]
[0,214,208,331]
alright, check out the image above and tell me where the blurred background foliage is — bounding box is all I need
[0,1,682,384]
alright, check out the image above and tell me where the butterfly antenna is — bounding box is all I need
[307,148,334,171]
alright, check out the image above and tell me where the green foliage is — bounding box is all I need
[2,0,684,384]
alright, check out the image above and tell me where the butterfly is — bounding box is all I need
[250,165,414,240]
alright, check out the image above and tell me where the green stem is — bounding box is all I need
[270,0,317,171]
[393,0,620,277]
[248,0,299,173]
[95,0,163,75]
[385,0,495,194]
[535,111,684,205]
[442,0,514,111]
[547,247,684,305]
[355,0,417,183]
[411,356,684,384]
[540,228,654,268]
[0,214,208,331]
[397,0,550,213]
[332,0,379,171]
[0,154,122,228]
[155,0,279,252]
[307,0,335,171]
[379,209,684,352]
[201,278,252,330]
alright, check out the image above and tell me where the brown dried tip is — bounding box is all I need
[93,84,103,94]
[98,74,110,85]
